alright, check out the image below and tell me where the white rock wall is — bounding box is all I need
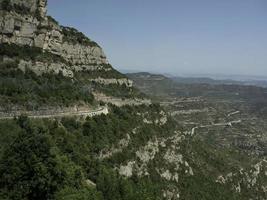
[0,0,108,66]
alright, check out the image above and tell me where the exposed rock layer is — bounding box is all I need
[0,0,107,66]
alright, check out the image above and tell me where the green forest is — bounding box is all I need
[0,104,258,200]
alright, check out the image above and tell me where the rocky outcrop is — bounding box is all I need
[18,59,74,77]
[143,110,167,125]
[90,77,133,87]
[0,0,135,93]
[1,0,48,17]
[216,159,267,195]
[118,132,193,180]
[93,92,151,107]
[99,133,131,159]
[0,0,107,66]
[0,105,109,119]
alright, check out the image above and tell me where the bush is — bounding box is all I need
[13,3,31,15]
[0,69,95,108]
[0,43,68,64]
[0,117,89,200]
[1,0,12,11]
[48,16,59,25]
[62,27,100,47]
[0,119,64,200]
[1,1,31,15]
[55,187,103,200]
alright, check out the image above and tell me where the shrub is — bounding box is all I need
[0,120,65,199]
[0,69,95,108]
[1,1,31,15]
[55,187,103,200]
[61,27,100,47]
[1,0,12,11]
[48,15,59,25]
[0,43,68,64]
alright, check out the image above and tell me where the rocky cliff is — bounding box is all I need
[0,0,144,110]
[0,0,107,66]
[0,1,266,200]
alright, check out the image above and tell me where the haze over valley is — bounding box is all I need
[0,0,266,199]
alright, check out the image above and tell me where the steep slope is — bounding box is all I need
[0,0,147,114]
[128,72,267,198]
[0,0,106,66]
[0,1,266,200]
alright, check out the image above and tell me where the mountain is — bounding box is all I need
[0,1,266,200]
[128,72,267,198]
[169,75,267,88]
[0,0,148,112]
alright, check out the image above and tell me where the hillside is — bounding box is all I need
[0,0,146,115]
[128,72,267,198]
[127,72,267,118]
[0,1,266,200]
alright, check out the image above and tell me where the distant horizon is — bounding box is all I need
[48,0,267,77]
[118,68,267,81]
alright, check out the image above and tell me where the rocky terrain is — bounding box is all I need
[128,72,267,198]
[128,72,267,155]
[0,0,107,71]
[0,1,266,200]
[0,0,147,115]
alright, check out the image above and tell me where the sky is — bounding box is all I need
[48,0,267,77]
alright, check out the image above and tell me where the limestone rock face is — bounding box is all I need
[90,78,133,87]
[0,0,134,94]
[0,0,108,66]
[18,60,74,77]
[3,0,40,14]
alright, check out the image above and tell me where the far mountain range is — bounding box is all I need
[120,69,267,88]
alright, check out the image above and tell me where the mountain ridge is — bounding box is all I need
[0,0,148,113]
[0,1,266,200]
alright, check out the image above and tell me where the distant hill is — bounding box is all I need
[170,76,267,88]
[0,2,266,200]
[125,70,267,87]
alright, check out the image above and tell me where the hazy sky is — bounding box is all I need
[48,0,267,76]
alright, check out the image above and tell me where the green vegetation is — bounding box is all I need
[47,16,59,25]
[74,67,146,98]
[0,44,143,103]
[0,103,262,199]
[0,116,100,200]
[0,105,176,200]
[55,187,103,200]
[176,137,266,200]
[1,0,12,12]
[0,44,68,64]
[75,66,125,79]
[62,27,100,47]
[126,72,267,199]
[0,9,265,198]
[0,64,94,108]
[0,0,46,20]
[94,83,145,99]
[12,3,31,15]
[1,1,30,15]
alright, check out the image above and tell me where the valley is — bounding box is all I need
[0,1,266,200]
[128,73,267,158]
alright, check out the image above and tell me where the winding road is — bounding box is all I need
[190,110,242,135]
[227,110,240,117]
[0,107,109,120]
[190,120,242,135]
